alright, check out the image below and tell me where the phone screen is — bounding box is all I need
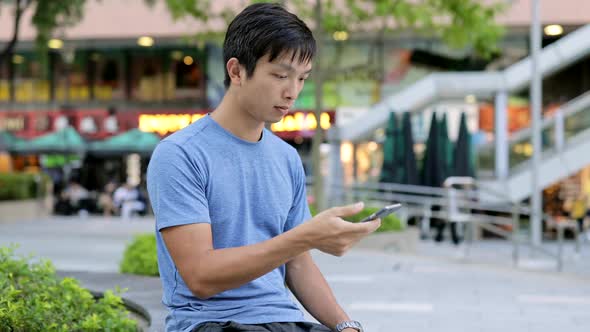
[359,203,402,222]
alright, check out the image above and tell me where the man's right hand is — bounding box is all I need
[301,202,381,256]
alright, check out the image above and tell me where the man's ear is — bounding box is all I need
[226,58,243,86]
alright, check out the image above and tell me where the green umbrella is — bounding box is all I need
[13,126,86,154]
[438,113,454,183]
[452,112,475,177]
[397,112,419,185]
[89,129,161,156]
[379,112,397,183]
[0,131,24,152]
[421,112,443,187]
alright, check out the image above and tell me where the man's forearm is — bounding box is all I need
[286,253,351,330]
[188,225,312,299]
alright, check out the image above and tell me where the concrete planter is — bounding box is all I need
[0,198,50,223]
[356,227,420,253]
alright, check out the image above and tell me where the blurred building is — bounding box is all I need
[1,0,589,204]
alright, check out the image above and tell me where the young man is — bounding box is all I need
[147,3,380,332]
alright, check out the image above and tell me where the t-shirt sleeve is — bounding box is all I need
[283,153,312,232]
[147,141,211,232]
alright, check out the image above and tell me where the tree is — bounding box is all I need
[0,0,206,100]
[0,0,85,67]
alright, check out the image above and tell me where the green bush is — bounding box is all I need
[309,204,318,217]
[346,206,405,232]
[120,234,159,276]
[0,246,137,332]
[0,172,50,201]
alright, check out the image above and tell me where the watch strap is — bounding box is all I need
[335,320,363,332]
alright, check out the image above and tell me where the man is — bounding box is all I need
[147,3,380,332]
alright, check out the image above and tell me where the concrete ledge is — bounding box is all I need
[355,227,420,253]
[0,199,50,223]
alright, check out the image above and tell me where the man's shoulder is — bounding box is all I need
[264,129,298,156]
[162,116,211,146]
[151,118,214,162]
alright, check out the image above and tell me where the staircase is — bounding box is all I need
[478,91,590,202]
[330,24,590,142]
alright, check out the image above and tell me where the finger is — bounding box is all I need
[360,218,381,233]
[329,202,364,217]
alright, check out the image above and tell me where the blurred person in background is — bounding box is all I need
[113,181,145,219]
[97,181,117,216]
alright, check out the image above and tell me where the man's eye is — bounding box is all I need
[274,74,288,79]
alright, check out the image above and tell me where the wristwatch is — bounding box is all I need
[335,320,363,332]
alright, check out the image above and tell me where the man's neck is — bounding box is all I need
[210,93,265,142]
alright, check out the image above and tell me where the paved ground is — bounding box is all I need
[1,216,590,332]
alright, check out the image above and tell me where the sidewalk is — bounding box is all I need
[1,217,590,332]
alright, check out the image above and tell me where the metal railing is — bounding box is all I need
[322,176,582,271]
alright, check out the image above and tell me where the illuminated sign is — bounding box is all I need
[138,111,333,137]
[139,113,206,136]
[0,116,26,131]
[271,112,331,132]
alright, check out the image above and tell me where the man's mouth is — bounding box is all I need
[274,106,290,114]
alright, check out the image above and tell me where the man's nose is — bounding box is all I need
[283,82,298,100]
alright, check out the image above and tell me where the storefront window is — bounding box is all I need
[91,51,124,101]
[0,52,50,103]
[129,49,205,104]
[53,50,90,102]
[0,59,8,101]
[130,53,168,102]
[172,51,205,102]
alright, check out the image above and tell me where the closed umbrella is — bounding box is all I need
[438,113,453,183]
[421,112,443,187]
[453,112,474,177]
[379,112,397,183]
[399,112,419,185]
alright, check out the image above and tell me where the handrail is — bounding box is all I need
[478,90,590,152]
[323,177,578,271]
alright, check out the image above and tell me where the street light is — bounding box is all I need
[544,24,563,36]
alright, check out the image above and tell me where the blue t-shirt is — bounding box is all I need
[147,115,312,332]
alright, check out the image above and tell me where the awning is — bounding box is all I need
[13,127,86,154]
[88,129,160,156]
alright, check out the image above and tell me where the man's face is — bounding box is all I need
[236,52,312,123]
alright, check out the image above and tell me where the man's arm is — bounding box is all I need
[162,203,380,300]
[286,252,356,331]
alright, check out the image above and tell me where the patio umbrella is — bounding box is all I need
[13,126,86,154]
[89,128,161,156]
[421,112,443,187]
[453,112,475,177]
[0,133,7,152]
[438,113,454,183]
[398,112,419,185]
[0,131,26,152]
[379,112,397,183]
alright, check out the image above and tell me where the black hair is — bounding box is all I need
[223,3,316,88]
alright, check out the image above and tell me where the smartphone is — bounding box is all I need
[359,203,403,222]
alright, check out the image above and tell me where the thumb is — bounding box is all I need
[329,202,365,217]
[361,218,381,233]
